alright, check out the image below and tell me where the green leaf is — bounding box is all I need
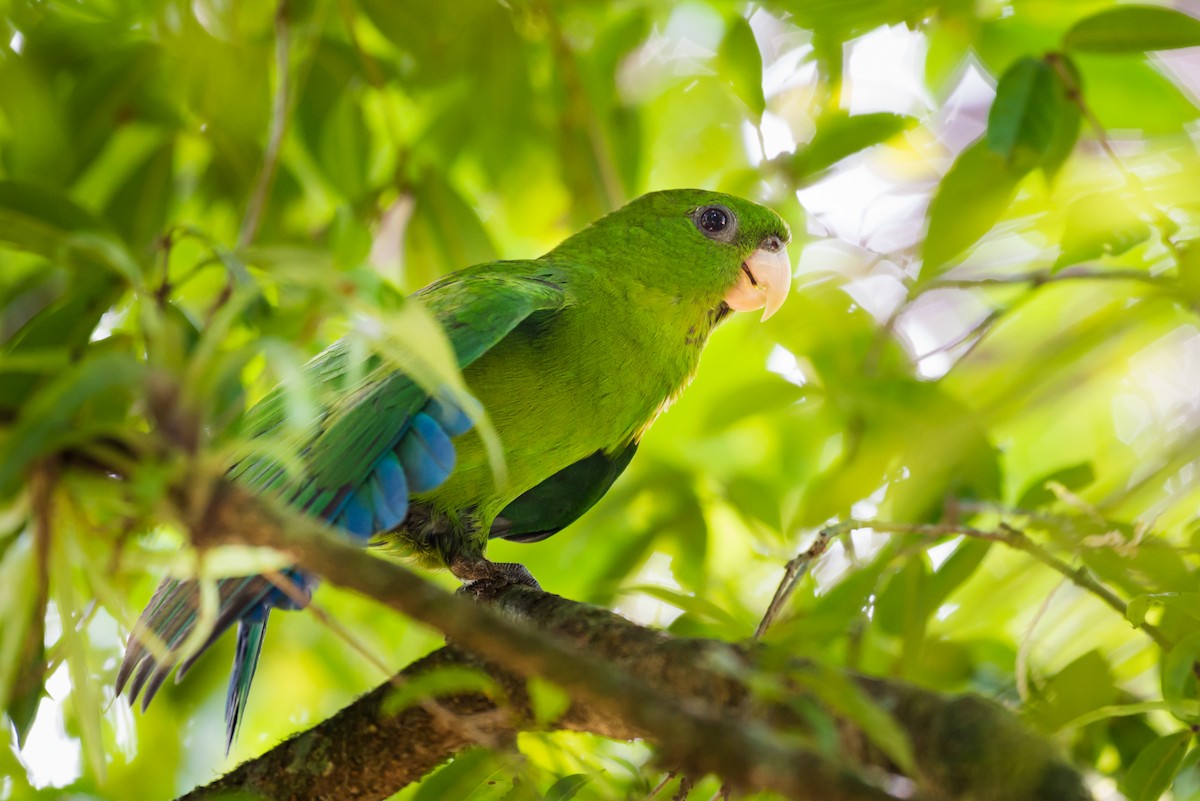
[1162,634,1200,724]
[1064,6,1200,53]
[1039,56,1083,180]
[1054,191,1151,270]
[0,181,104,258]
[1017,463,1096,509]
[920,140,1022,279]
[788,112,916,183]
[718,16,765,118]
[0,534,44,747]
[381,667,501,716]
[986,58,1061,172]
[1121,731,1193,801]
[527,677,571,727]
[545,774,591,801]
[1127,594,1200,627]
[0,352,143,499]
[104,139,175,251]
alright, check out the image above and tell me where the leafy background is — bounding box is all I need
[2,0,1200,799]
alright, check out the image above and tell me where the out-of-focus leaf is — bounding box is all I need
[1029,650,1118,732]
[1128,594,1200,627]
[403,173,497,289]
[0,534,43,747]
[875,554,930,674]
[546,774,591,801]
[630,585,745,632]
[1064,6,1200,53]
[104,139,175,252]
[986,57,1060,172]
[381,667,501,715]
[318,91,370,202]
[924,539,992,610]
[527,677,570,727]
[0,352,143,499]
[1120,731,1193,801]
[0,181,104,258]
[410,748,509,801]
[718,16,765,118]
[787,112,915,184]
[1017,462,1095,509]
[920,140,1021,279]
[1039,55,1083,180]
[1162,634,1200,724]
[1054,192,1151,270]
[792,663,916,774]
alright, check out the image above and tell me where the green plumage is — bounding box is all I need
[117,188,790,746]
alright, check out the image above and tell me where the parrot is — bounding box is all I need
[116,188,791,751]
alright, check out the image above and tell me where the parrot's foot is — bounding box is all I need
[449,556,542,598]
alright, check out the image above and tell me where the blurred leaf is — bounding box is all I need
[0,534,43,747]
[0,181,105,258]
[920,140,1021,278]
[718,16,765,118]
[104,139,175,252]
[787,112,916,184]
[1120,731,1193,801]
[876,554,930,675]
[403,173,497,288]
[792,663,916,774]
[318,91,370,202]
[527,677,571,727]
[1017,463,1095,509]
[1128,594,1200,627]
[1054,192,1151,270]
[1064,6,1200,53]
[1030,650,1118,732]
[0,352,143,499]
[986,57,1060,172]
[1162,634,1200,724]
[382,667,501,715]
[546,774,591,801]
[1038,55,1083,180]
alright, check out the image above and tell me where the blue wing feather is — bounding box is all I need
[118,271,567,748]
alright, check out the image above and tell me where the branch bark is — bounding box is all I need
[172,481,1093,801]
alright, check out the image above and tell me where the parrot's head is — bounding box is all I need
[554,189,793,321]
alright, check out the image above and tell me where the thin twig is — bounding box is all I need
[755,522,848,639]
[646,772,677,800]
[865,520,1171,650]
[929,266,1173,291]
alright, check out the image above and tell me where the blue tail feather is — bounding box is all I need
[225,612,269,754]
[120,394,476,748]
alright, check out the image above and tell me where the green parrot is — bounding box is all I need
[117,189,791,749]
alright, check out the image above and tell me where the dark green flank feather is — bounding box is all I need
[117,189,791,749]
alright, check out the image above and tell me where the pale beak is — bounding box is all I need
[723,242,792,321]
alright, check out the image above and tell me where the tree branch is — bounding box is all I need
[169,482,1093,801]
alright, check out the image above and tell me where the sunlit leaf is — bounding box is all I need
[718,16,765,118]
[1054,192,1151,270]
[1064,6,1200,53]
[787,112,916,184]
[920,140,1021,278]
[986,57,1061,172]
[1120,731,1193,801]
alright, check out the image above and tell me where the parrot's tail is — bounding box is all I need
[116,569,312,750]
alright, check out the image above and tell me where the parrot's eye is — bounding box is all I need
[693,205,737,242]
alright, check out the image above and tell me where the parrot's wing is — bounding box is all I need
[490,442,638,543]
[117,269,567,748]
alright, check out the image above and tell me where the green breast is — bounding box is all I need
[418,268,713,533]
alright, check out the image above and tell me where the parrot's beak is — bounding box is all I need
[724,243,792,321]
